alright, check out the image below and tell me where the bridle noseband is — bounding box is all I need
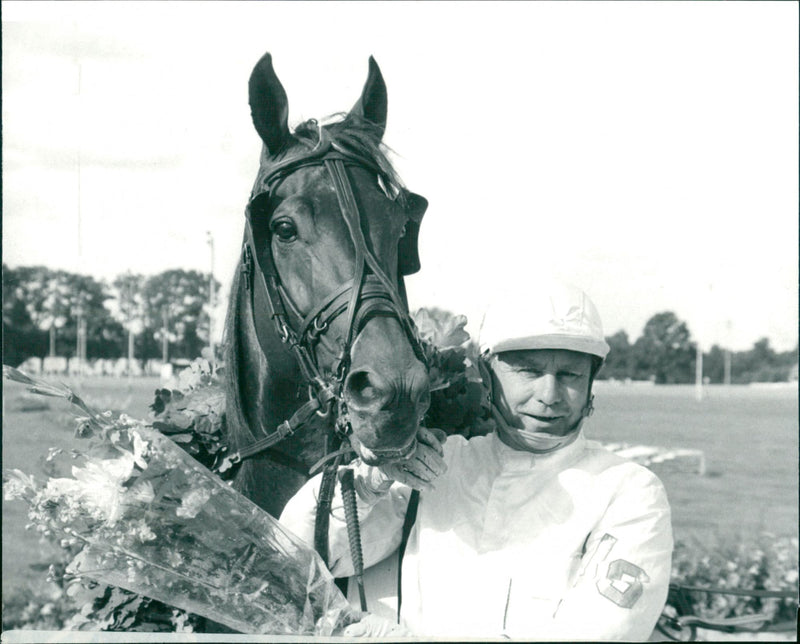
[221,130,427,471]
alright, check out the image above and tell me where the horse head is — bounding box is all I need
[224,53,430,512]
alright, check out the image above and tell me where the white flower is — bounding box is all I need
[40,452,137,526]
[3,469,37,501]
[73,452,136,488]
[172,609,194,633]
[176,487,211,519]
[44,474,123,525]
[132,519,157,542]
[167,551,183,568]
[129,479,155,504]
[131,431,150,469]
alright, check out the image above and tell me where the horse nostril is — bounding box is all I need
[344,369,389,410]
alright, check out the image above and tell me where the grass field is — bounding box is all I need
[2,376,164,600]
[588,382,799,542]
[3,376,798,604]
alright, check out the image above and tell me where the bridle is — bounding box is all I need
[221,128,428,476]
[223,128,428,569]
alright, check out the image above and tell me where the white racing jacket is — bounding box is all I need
[280,431,673,640]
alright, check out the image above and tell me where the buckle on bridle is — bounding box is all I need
[307,316,329,343]
[311,380,337,418]
[241,245,254,291]
[274,316,294,345]
[335,413,352,439]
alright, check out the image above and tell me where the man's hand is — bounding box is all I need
[377,426,447,491]
[342,612,412,637]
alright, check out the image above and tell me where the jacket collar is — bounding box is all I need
[490,429,586,472]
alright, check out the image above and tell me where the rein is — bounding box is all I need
[223,130,426,570]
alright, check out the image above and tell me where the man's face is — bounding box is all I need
[490,349,593,448]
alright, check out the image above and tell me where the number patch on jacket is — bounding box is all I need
[596,559,650,608]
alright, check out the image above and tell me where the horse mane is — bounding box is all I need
[222,265,260,451]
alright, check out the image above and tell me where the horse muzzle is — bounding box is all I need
[355,435,418,465]
[342,358,430,465]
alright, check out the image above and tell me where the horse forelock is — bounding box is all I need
[252,114,409,210]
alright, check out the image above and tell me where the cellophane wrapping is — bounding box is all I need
[5,411,355,635]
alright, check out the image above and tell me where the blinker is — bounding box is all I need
[398,190,427,276]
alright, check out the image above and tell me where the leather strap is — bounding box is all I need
[397,489,420,623]
[225,397,321,464]
[340,468,368,611]
[314,433,344,563]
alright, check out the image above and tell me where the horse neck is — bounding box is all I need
[224,273,331,516]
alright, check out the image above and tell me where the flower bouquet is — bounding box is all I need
[412,307,495,436]
[3,367,356,635]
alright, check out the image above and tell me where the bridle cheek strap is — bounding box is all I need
[324,158,423,366]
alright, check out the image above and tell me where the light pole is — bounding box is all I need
[49,325,57,357]
[162,304,170,364]
[694,342,704,401]
[74,293,87,375]
[75,301,83,370]
[724,320,733,386]
[207,231,216,360]
[126,273,136,379]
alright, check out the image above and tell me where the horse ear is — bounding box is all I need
[350,56,387,139]
[249,52,291,155]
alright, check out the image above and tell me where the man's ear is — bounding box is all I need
[477,354,495,404]
[582,394,595,418]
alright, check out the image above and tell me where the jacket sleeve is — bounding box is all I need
[279,465,412,578]
[546,465,674,641]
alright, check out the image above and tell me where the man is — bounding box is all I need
[281,281,673,640]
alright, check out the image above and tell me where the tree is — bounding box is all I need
[3,266,124,361]
[599,330,634,380]
[63,273,126,360]
[703,344,727,384]
[3,265,48,364]
[632,311,695,384]
[140,270,220,361]
[12,266,73,355]
[732,338,797,383]
[111,272,148,362]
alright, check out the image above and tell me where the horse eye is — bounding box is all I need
[271,220,298,242]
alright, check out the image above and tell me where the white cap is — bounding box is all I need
[479,280,610,359]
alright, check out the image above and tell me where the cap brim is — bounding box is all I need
[488,334,610,359]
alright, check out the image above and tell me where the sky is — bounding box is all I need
[2,1,798,352]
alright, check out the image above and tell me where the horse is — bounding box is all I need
[222,52,431,522]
